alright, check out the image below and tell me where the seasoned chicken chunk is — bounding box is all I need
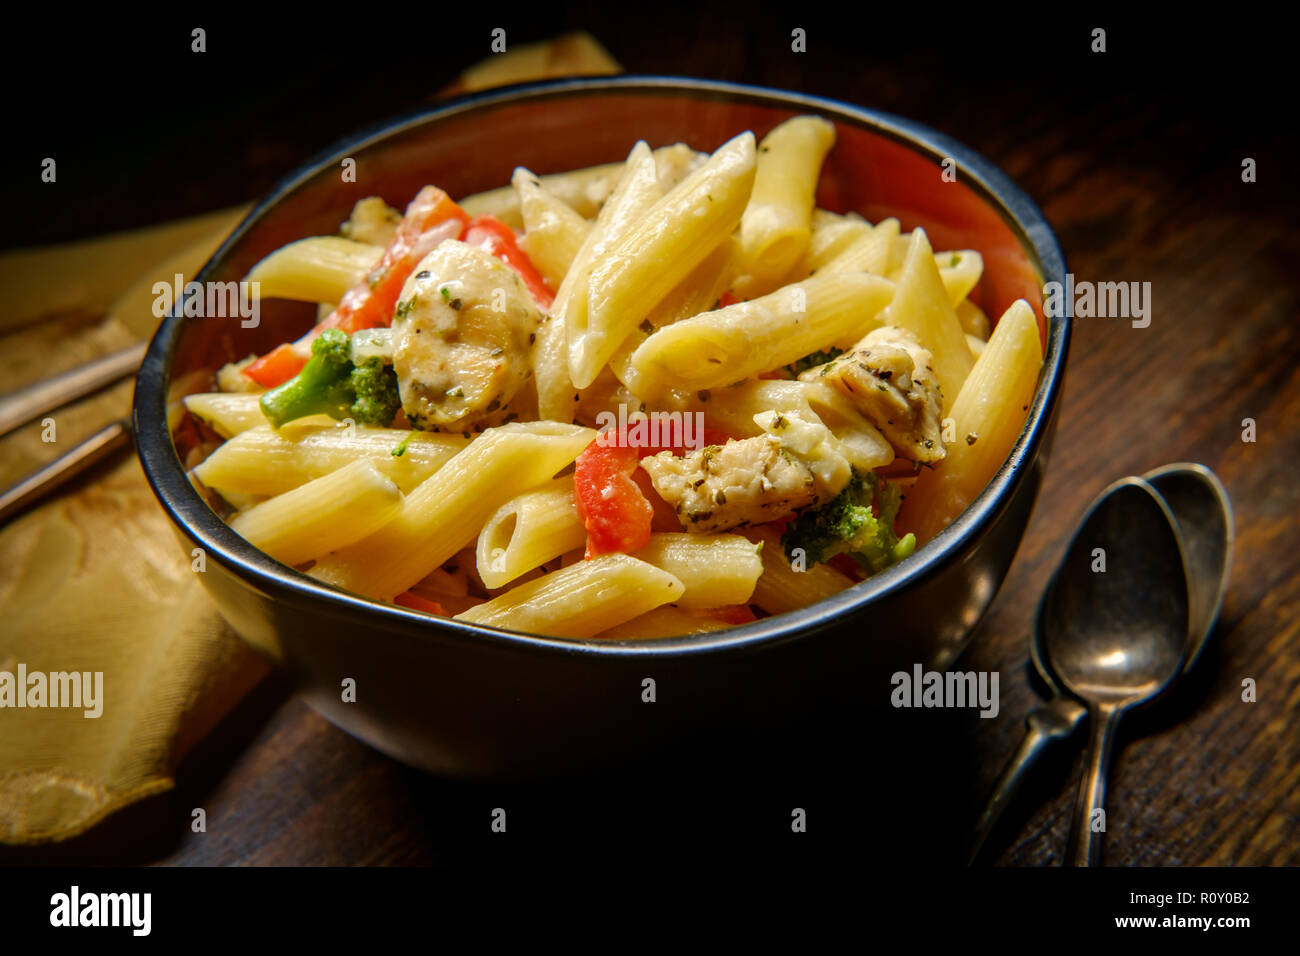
[642,436,823,533]
[799,326,946,464]
[341,196,401,246]
[751,408,853,495]
[392,241,543,431]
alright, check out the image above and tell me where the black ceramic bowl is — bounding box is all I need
[134,77,1069,777]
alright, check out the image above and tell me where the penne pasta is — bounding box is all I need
[184,392,336,437]
[193,423,468,496]
[458,144,704,229]
[821,216,900,277]
[936,249,984,307]
[879,229,974,414]
[631,532,763,608]
[740,116,836,283]
[742,526,857,615]
[900,299,1043,543]
[309,421,594,600]
[956,298,991,339]
[571,132,758,389]
[246,236,384,304]
[596,604,730,639]
[798,209,873,273]
[475,475,587,589]
[574,366,640,428]
[513,167,592,289]
[230,459,403,566]
[535,141,662,422]
[629,271,894,391]
[455,553,685,638]
[184,392,265,436]
[608,237,737,404]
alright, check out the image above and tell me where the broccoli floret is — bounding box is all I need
[781,471,916,575]
[349,356,402,424]
[259,328,401,428]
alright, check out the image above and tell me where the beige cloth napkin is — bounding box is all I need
[0,33,620,844]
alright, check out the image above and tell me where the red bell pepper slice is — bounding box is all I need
[574,440,653,558]
[574,425,736,558]
[242,342,308,389]
[394,591,447,615]
[463,215,555,310]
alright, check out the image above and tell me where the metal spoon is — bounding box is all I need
[1046,477,1190,866]
[1141,463,1233,660]
[968,465,1232,863]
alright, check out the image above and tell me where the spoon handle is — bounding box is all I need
[1066,701,1123,866]
[968,697,1087,864]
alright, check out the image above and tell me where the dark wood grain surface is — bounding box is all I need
[4,11,1296,867]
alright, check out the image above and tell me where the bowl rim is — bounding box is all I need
[133,74,1071,660]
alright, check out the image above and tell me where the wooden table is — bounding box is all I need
[5,13,1296,866]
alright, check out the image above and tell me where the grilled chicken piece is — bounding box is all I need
[799,325,946,464]
[642,436,823,533]
[392,241,543,431]
[341,196,402,246]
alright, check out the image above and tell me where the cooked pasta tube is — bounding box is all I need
[631,533,763,608]
[571,131,757,388]
[596,605,730,639]
[556,142,666,394]
[193,424,468,496]
[900,299,1042,543]
[309,422,594,600]
[183,392,336,437]
[608,238,736,403]
[245,236,384,303]
[880,229,974,414]
[740,116,835,283]
[455,553,685,638]
[956,299,991,339]
[184,392,266,436]
[742,526,857,615]
[535,141,662,421]
[475,475,586,589]
[513,167,592,289]
[459,144,703,228]
[821,217,900,277]
[935,250,983,307]
[798,209,872,273]
[629,271,894,391]
[230,459,403,566]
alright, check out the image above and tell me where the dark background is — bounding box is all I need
[5,9,1293,248]
[2,7,1296,871]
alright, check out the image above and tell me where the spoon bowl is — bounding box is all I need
[1042,478,1190,704]
[1142,463,1233,669]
